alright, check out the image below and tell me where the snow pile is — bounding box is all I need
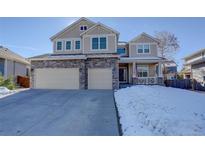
[0,87,10,94]
[115,85,205,136]
[0,86,16,99]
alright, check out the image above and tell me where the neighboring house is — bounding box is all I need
[0,46,30,80]
[118,33,166,85]
[30,18,165,90]
[163,60,177,80]
[183,48,205,83]
[181,65,191,79]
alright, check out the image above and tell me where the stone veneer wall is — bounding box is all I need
[31,57,119,90]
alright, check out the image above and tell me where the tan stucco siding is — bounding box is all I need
[53,19,95,54]
[55,20,94,39]
[130,35,157,43]
[83,35,116,53]
[129,44,158,57]
[85,25,112,35]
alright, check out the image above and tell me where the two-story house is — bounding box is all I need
[118,33,165,85]
[183,48,205,83]
[30,18,165,90]
[30,18,119,90]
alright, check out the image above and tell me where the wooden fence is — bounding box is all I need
[17,76,30,88]
[165,79,205,91]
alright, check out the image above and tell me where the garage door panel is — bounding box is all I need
[88,68,112,89]
[35,68,79,89]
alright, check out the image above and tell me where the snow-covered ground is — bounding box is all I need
[0,87,28,99]
[115,85,205,136]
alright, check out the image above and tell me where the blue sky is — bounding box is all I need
[1,17,205,70]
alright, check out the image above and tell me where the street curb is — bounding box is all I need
[113,90,123,136]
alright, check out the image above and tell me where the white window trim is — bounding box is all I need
[74,39,81,50]
[90,35,108,51]
[136,43,151,54]
[64,39,72,51]
[137,65,149,77]
[56,40,63,51]
[80,25,88,31]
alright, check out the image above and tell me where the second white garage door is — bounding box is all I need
[35,68,79,89]
[88,68,112,89]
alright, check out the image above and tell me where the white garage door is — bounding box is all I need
[35,68,79,89]
[88,68,112,89]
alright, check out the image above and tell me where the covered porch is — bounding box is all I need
[119,57,165,85]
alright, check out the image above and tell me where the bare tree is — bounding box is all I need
[155,31,180,60]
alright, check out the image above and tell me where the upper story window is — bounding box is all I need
[137,44,150,54]
[56,41,63,51]
[100,37,106,49]
[65,41,71,50]
[80,25,87,31]
[92,38,98,49]
[92,37,107,50]
[137,45,143,53]
[75,40,81,50]
[137,65,149,77]
[117,48,126,55]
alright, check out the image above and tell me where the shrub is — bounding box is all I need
[0,75,16,90]
[0,75,4,86]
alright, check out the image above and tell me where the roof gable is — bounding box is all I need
[184,48,205,60]
[80,22,120,36]
[0,46,30,65]
[129,32,160,43]
[50,17,96,41]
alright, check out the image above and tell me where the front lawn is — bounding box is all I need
[114,85,205,135]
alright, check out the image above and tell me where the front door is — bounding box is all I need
[119,67,127,83]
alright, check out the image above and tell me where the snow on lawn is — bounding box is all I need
[115,85,205,136]
[0,87,28,99]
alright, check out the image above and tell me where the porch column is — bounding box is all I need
[158,61,163,77]
[132,62,136,77]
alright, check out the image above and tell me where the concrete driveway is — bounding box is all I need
[0,89,119,136]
